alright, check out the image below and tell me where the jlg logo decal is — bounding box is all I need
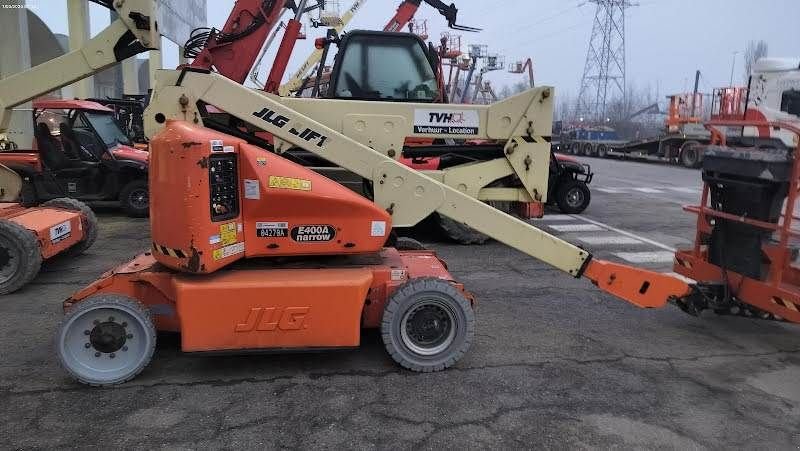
[252,107,330,148]
[235,307,310,332]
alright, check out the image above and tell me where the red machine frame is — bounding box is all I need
[674,119,800,322]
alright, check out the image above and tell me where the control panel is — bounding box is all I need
[209,154,239,222]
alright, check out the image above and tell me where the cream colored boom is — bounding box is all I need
[0,0,158,132]
[279,0,368,96]
[146,70,591,275]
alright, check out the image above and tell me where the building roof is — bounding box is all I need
[753,57,800,73]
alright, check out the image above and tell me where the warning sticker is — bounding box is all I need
[371,221,387,237]
[256,157,267,166]
[244,179,260,200]
[212,242,245,261]
[291,225,335,243]
[210,139,224,152]
[413,109,479,135]
[219,222,238,246]
[50,221,71,243]
[256,221,289,238]
[268,175,312,191]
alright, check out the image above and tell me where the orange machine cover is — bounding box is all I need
[149,120,392,274]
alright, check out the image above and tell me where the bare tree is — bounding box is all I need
[743,40,768,80]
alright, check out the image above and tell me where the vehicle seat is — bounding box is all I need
[36,123,83,172]
[58,123,82,160]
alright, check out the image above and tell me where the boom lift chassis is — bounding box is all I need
[3,0,798,386]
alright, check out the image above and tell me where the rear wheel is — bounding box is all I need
[42,198,98,256]
[119,180,149,218]
[583,142,594,156]
[596,144,608,158]
[0,219,41,295]
[679,141,702,168]
[381,278,474,372]
[437,215,489,245]
[555,179,591,214]
[55,294,156,386]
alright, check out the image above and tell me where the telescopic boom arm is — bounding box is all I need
[0,0,158,132]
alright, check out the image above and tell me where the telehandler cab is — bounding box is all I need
[2,0,798,387]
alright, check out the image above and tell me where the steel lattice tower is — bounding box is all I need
[575,0,635,122]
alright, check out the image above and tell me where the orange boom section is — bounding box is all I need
[148,121,392,274]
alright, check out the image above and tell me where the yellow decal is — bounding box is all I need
[268,175,312,191]
[213,242,245,261]
[220,222,237,246]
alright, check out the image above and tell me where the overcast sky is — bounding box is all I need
[31,0,800,101]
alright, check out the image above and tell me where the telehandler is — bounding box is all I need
[2,0,798,387]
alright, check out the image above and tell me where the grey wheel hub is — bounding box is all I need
[128,189,149,210]
[566,187,585,208]
[400,299,456,356]
[58,305,151,383]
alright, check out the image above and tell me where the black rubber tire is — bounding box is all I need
[56,294,156,387]
[381,277,474,372]
[395,237,427,251]
[596,144,608,158]
[18,179,38,207]
[42,198,98,256]
[119,179,149,218]
[437,215,489,245]
[0,219,42,295]
[555,179,591,214]
[679,141,702,168]
[583,142,594,157]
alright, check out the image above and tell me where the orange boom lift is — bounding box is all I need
[19,1,798,387]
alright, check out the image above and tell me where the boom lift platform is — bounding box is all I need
[3,0,798,386]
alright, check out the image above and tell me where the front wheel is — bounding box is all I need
[381,278,475,372]
[0,219,41,295]
[679,141,702,168]
[555,179,591,214]
[55,294,156,386]
[119,180,149,218]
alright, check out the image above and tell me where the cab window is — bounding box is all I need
[781,89,800,117]
[333,35,439,102]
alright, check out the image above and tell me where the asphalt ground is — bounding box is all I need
[1,157,799,449]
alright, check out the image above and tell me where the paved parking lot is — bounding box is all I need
[1,158,799,449]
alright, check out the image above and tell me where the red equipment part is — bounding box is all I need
[188,0,286,84]
[385,0,479,33]
[264,4,307,94]
[674,119,800,323]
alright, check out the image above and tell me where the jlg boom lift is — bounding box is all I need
[2,0,799,386]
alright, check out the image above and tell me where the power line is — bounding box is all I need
[504,1,588,36]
